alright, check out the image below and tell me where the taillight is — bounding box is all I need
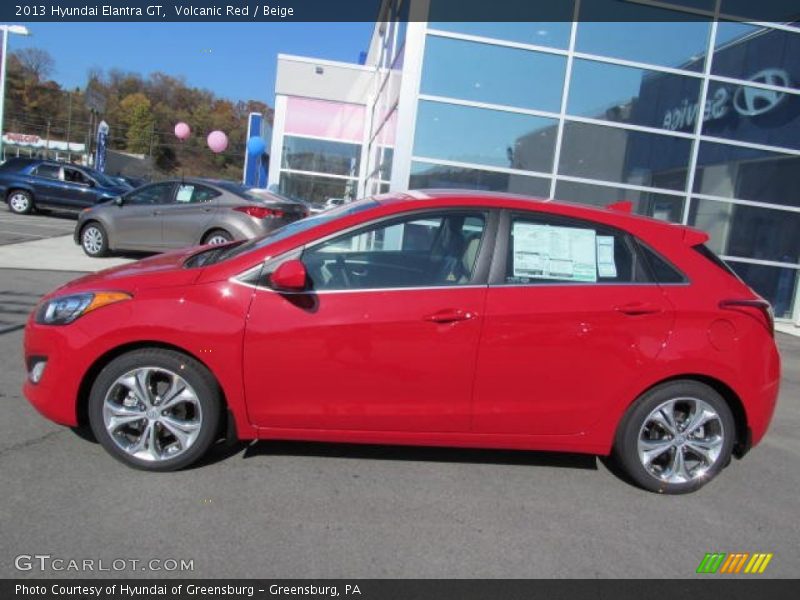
[234,205,285,219]
[719,298,775,337]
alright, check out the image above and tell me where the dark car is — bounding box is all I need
[75,178,309,256]
[0,157,131,215]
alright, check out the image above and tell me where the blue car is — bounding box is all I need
[0,158,131,215]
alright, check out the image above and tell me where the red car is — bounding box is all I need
[23,191,780,493]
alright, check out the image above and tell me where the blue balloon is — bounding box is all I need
[247,136,266,155]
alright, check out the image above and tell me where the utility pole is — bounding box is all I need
[65,88,73,160]
[0,25,32,161]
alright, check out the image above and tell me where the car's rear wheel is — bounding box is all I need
[202,229,233,246]
[8,190,34,215]
[81,222,110,257]
[88,349,221,471]
[613,381,735,494]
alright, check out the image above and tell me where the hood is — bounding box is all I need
[53,247,204,297]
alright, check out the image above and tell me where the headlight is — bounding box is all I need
[35,292,132,325]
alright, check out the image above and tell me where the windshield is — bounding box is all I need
[87,169,124,188]
[206,198,380,265]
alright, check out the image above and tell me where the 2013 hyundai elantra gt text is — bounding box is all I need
[22,191,781,493]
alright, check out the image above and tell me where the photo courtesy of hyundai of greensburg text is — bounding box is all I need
[0,1,798,599]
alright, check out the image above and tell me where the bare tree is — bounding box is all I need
[13,48,56,80]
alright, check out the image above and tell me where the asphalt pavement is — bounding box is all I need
[0,268,798,579]
[0,208,77,246]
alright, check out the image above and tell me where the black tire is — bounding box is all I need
[7,189,34,215]
[613,381,735,494]
[88,348,222,472]
[80,221,110,257]
[202,228,233,245]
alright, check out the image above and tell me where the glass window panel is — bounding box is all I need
[503,214,643,284]
[555,180,685,223]
[427,0,574,47]
[279,172,358,209]
[577,1,710,72]
[726,261,798,319]
[701,79,800,151]
[284,97,365,143]
[414,101,558,173]
[558,121,692,190]
[689,198,800,264]
[302,212,487,290]
[568,59,703,131]
[720,0,800,23]
[410,161,551,197]
[421,36,566,112]
[693,141,800,208]
[281,136,361,178]
[713,23,800,90]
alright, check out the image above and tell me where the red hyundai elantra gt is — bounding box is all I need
[23,191,780,493]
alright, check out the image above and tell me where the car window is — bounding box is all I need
[33,164,61,180]
[175,184,220,204]
[124,183,175,206]
[62,167,92,186]
[302,211,487,291]
[639,243,687,283]
[503,213,647,284]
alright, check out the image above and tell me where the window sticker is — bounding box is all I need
[176,185,195,203]
[512,222,597,282]
[596,235,618,278]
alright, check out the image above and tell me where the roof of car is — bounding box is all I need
[373,188,702,243]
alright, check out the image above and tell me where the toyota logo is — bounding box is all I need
[733,68,791,117]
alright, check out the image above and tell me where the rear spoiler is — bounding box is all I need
[682,227,709,246]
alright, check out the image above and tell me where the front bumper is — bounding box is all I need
[22,320,89,427]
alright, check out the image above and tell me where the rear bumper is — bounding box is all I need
[746,339,781,447]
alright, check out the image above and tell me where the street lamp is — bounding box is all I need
[0,24,31,161]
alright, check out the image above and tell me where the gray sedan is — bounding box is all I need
[74,178,308,257]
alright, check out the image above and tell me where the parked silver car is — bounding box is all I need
[74,178,309,257]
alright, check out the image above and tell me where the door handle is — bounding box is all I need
[152,210,162,216]
[614,302,662,316]
[424,309,477,324]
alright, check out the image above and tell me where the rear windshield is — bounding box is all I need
[693,244,740,279]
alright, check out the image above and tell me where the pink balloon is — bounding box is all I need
[207,130,228,153]
[174,122,191,140]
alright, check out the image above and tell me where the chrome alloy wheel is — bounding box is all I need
[206,234,230,246]
[102,367,203,462]
[82,226,104,255]
[637,397,725,484]
[9,192,30,213]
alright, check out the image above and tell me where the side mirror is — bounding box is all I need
[270,259,307,292]
[114,196,124,207]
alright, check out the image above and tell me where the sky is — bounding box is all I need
[10,22,375,105]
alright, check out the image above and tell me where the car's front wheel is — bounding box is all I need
[613,381,735,494]
[8,190,34,215]
[80,222,110,257]
[88,348,221,471]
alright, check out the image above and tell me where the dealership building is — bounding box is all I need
[266,0,800,323]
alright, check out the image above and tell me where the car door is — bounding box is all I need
[158,183,220,248]
[471,210,674,436]
[55,166,98,209]
[112,182,176,250]
[28,163,63,206]
[242,209,495,432]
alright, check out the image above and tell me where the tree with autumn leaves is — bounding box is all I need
[3,48,272,180]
